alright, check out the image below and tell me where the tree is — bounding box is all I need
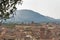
[0,0,23,24]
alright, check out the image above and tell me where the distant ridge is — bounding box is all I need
[3,9,60,24]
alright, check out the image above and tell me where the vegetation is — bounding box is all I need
[0,0,23,24]
[2,23,15,29]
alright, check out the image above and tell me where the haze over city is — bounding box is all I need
[16,0,60,19]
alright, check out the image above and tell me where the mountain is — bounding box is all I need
[4,9,59,24]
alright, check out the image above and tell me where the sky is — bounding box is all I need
[16,0,60,19]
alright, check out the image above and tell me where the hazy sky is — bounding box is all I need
[16,0,60,19]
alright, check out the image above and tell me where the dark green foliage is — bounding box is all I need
[0,0,23,22]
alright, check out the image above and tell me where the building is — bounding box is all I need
[0,23,60,40]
